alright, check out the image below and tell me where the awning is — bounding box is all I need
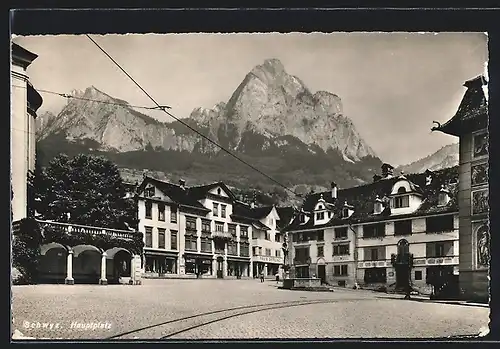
[144,249,178,258]
[226,255,251,262]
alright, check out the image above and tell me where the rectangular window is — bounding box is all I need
[370,248,378,261]
[240,242,250,257]
[170,207,177,223]
[145,201,152,219]
[300,214,305,223]
[170,230,177,250]
[317,245,324,257]
[240,226,249,239]
[158,203,165,221]
[158,228,166,249]
[228,240,237,255]
[333,244,349,256]
[294,247,310,264]
[333,265,348,276]
[144,186,155,198]
[275,233,281,243]
[221,204,226,218]
[317,230,324,241]
[414,270,423,281]
[426,215,454,233]
[228,224,236,236]
[145,226,153,247]
[201,237,212,253]
[394,220,412,236]
[215,222,224,232]
[186,217,197,232]
[394,195,410,208]
[184,234,197,251]
[364,267,387,283]
[316,212,325,220]
[213,203,219,217]
[202,220,211,233]
[265,248,272,256]
[276,250,281,258]
[335,227,348,239]
[363,223,385,238]
[265,231,271,240]
[296,266,310,278]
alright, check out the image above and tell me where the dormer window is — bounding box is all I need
[300,214,306,223]
[394,195,410,208]
[318,205,324,210]
[397,187,407,194]
[316,212,325,220]
[328,211,333,219]
[342,208,349,218]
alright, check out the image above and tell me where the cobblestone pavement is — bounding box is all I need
[11,279,490,340]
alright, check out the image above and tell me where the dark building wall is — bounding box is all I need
[458,129,489,302]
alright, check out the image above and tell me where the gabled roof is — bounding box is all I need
[187,181,237,201]
[285,166,459,231]
[138,176,209,211]
[276,207,296,229]
[432,75,488,137]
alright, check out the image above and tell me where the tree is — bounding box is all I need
[33,154,138,230]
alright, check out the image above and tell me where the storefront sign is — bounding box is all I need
[253,255,282,264]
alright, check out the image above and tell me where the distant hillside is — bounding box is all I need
[396,143,459,174]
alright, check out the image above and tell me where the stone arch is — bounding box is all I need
[316,258,326,265]
[72,244,102,283]
[72,244,102,258]
[40,242,69,256]
[105,247,133,282]
[38,243,69,283]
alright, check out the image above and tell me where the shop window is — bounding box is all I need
[414,270,423,281]
[364,267,387,283]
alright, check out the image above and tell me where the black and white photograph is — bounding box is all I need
[10,22,491,341]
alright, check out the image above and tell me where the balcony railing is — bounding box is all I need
[212,231,232,240]
[35,219,137,241]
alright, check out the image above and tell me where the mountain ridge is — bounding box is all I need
[396,143,459,174]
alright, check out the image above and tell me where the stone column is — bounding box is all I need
[129,256,135,285]
[264,263,268,278]
[65,250,74,285]
[100,252,108,285]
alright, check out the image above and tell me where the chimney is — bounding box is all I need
[373,174,382,182]
[438,185,451,206]
[381,163,394,178]
[179,179,186,189]
[331,182,338,199]
[374,195,384,214]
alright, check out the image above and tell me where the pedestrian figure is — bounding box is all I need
[260,271,264,283]
[275,272,280,284]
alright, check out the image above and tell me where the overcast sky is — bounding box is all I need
[13,32,487,166]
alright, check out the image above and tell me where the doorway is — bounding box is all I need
[216,257,224,279]
[317,265,326,284]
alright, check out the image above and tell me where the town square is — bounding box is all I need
[10,17,492,341]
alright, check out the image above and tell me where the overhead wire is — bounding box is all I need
[84,34,298,197]
[11,84,170,111]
